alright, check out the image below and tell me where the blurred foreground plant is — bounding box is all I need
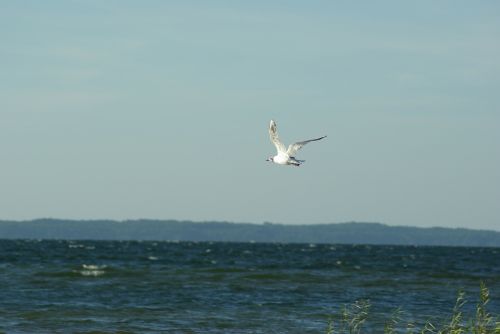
[326,282,500,334]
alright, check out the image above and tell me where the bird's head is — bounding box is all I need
[266,156,274,162]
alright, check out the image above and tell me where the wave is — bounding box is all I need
[77,264,107,277]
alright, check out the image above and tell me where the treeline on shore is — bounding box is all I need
[1,219,499,247]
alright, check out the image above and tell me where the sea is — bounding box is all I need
[0,240,499,333]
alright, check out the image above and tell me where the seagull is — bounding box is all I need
[266,120,326,166]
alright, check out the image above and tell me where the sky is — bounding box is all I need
[1,1,499,230]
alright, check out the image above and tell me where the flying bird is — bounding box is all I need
[266,120,326,166]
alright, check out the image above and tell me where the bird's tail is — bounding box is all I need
[291,157,305,163]
[290,158,305,166]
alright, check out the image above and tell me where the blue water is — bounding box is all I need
[0,240,499,333]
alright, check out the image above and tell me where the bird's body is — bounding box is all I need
[266,120,326,167]
[271,152,302,166]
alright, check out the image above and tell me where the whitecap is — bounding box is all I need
[82,264,107,270]
[78,264,107,277]
[80,269,105,277]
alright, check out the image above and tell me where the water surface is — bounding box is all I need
[1,240,499,333]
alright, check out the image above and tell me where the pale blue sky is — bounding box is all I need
[1,1,499,230]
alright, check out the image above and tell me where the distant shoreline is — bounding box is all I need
[1,219,500,247]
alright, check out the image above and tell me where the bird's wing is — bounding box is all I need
[287,136,326,156]
[269,120,287,154]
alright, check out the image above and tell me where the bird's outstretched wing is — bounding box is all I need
[269,120,287,154]
[287,136,326,156]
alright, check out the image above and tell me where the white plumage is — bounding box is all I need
[266,120,326,166]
